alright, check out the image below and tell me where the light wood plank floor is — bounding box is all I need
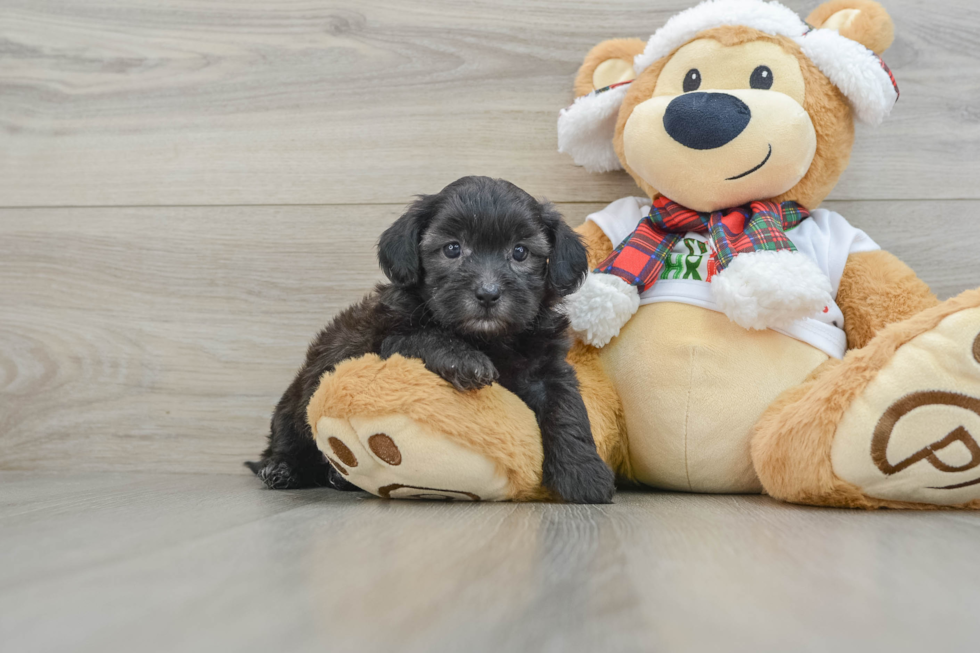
[3,1,980,650]
[4,472,980,653]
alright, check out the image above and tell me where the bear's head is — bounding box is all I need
[558,0,899,212]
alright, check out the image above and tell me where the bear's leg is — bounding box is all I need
[305,346,627,501]
[752,288,980,509]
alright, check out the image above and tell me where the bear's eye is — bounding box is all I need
[750,65,774,90]
[683,69,701,92]
[512,244,529,262]
[443,242,461,259]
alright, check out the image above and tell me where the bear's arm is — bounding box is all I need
[836,250,939,350]
[575,220,615,270]
[573,222,937,351]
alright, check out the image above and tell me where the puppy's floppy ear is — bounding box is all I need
[541,202,589,296]
[378,194,441,287]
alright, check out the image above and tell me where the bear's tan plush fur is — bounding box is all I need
[603,27,856,211]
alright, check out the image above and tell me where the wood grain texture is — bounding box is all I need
[1,0,979,207]
[1,200,977,474]
[0,204,396,473]
[3,472,980,653]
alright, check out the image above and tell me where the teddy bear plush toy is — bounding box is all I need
[306,0,980,509]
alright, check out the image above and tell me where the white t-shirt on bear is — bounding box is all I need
[586,197,880,359]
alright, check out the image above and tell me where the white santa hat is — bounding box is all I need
[558,0,900,173]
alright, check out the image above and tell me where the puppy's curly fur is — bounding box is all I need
[247,176,615,503]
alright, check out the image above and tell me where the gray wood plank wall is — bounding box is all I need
[2,0,979,473]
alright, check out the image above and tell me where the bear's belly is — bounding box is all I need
[600,302,829,493]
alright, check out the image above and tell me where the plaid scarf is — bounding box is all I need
[596,197,809,293]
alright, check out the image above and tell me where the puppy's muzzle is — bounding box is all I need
[475,283,501,308]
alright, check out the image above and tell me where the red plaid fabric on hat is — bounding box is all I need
[596,196,810,293]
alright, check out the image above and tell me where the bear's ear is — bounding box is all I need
[573,38,647,98]
[807,0,895,55]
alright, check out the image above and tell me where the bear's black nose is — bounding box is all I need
[663,92,751,150]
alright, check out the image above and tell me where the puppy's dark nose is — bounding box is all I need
[663,92,751,150]
[475,283,501,307]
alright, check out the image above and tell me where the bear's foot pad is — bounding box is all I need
[833,306,980,506]
[313,413,512,501]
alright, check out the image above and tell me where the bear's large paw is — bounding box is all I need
[832,304,980,506]
[752,288,980,509]
[306,353,549,502]
[313,414,512,501]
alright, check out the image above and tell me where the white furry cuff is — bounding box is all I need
[711,250,833,330]
[557,84,630,173]
[564,272,640,347]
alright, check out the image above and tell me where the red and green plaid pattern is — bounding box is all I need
[596,196,809,293]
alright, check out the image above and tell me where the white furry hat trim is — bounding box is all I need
[557,0,899,172]
[557,82,631,173]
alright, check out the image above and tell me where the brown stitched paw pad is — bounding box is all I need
[328,437,358,468]
[833,309,980,506]
[367,433,401,466]
[310,414,512,501]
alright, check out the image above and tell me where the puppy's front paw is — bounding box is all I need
[544,455,616,504]
[254,459,302,490]
[430,350,498,392]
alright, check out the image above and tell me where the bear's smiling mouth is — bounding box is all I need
[726,144,773,181]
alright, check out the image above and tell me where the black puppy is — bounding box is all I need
[247,176,615,503]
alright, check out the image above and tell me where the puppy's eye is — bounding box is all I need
[512,244,529,262]
[683,69,701,92]
[443,242,461,259]
[750,65,773,90]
